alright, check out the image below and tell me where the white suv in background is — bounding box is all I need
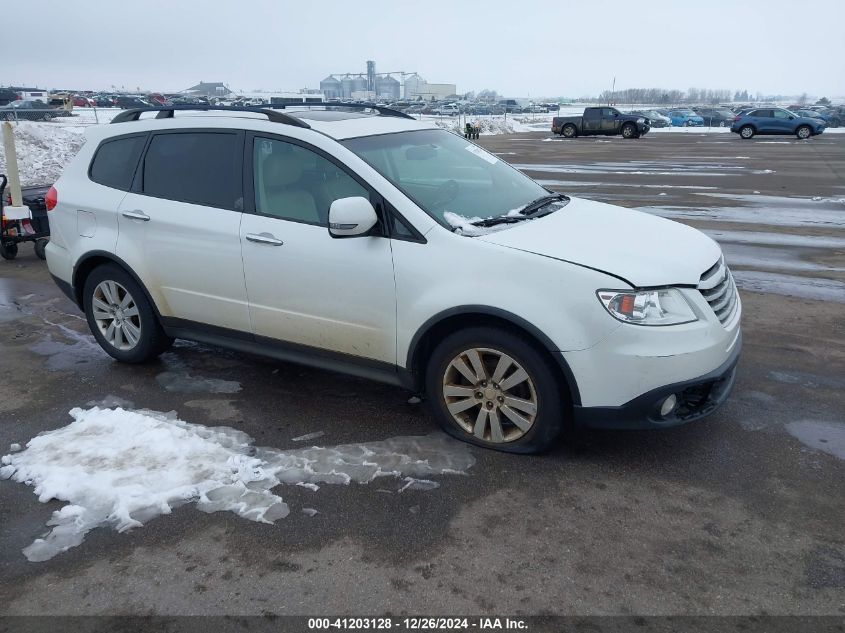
[45,104,741,453]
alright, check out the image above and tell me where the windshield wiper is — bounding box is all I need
[461,194,570,230]
[517,193,569,216]
[466,215,529,228]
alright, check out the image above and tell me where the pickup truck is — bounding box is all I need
[552,107,650,138]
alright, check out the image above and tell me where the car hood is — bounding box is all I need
[477,196,721,287]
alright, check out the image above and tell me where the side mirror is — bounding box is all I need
[328,196,378,238]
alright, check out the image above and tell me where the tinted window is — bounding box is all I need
[142,132,240,209]
[90,135,146,190]
[254,137,369,225]
[752,110,773,118]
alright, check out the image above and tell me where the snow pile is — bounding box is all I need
[0,122,86,186]
[1,406,475,561]
[429,116,539,136]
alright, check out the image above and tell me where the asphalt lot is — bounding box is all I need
[0,131,843,617]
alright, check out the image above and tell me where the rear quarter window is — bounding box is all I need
[141,132,241,210]
[89,135,147,190]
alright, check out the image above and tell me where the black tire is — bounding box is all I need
[562,124,577,138]
[796,125,812,140]
[83,264,173,363]
[1,241,18,260]
[739,125,755,139]
[34,238,48,260]
[424,326,567,454]
[621,123,637,139]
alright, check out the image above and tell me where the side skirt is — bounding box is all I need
[160,317,417,390]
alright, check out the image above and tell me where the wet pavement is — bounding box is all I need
[0,132,843,616]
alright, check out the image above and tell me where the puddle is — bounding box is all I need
[156,353,242,394]
[786,420,845,461]
[721,243,844,273]
[767,371,845,390]
[705,230,845,250]
[537,179,718,190]
[1,406,475,561]
[639,205,845,229]
[30,324,107,371]
[515,161,742,177]
[732,271,845,303]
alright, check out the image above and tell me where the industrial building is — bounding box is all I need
[319,61,455,101]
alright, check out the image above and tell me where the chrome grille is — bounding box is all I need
[698,256,738,327]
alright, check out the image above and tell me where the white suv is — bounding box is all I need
[44,105,741,453]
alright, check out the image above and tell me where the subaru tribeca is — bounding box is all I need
[45,105,741,453]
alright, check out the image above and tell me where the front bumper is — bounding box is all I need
[572,331,741,430]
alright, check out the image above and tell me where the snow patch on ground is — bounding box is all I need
[0,406,475,561]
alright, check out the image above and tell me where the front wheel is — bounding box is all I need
[739,125,755,139]
[425,327,566,453]
[621,123,637,138]
[0,240,18,260]
[796,125,812,140]
[83,264,173,363]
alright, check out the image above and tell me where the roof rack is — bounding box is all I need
[109,102,416,127]
[266,102,415,120]
[110,105,311,128]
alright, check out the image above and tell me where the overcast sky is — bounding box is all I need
[4,0,844,98]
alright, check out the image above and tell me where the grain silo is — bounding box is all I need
[319,75,342,100]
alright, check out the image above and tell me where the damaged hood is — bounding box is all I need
[477,196,721,287]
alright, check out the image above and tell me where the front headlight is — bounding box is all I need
[597,288,697,326]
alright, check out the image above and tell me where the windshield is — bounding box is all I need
[343,129,551,229]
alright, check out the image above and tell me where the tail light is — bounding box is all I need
[733,115,741,121]
[45,186,58,211]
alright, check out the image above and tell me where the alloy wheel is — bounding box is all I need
[91,280,142,351]
[442,347,538,443]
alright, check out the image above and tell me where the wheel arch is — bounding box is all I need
[405,306,581,406]
[72,251,163,321]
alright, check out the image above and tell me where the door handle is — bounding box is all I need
[246,232,284,246]
[122,210,150,221]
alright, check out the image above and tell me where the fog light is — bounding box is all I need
[660,394,678,417]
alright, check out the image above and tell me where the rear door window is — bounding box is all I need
[752,110,773,118]
[89,135,146,190]
[141,132,242,210]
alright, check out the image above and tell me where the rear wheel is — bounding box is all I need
[562,124,577,138]
[34,238,48,260]
[425,326,566,454]
[83,264,173,363]
[740,125,755,139]
[796,125,812,140]
[621,123,637,138]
